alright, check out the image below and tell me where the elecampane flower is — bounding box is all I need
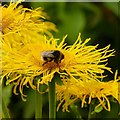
[1,34,115,100]
[56,71,119,112]
[1,0,57,36]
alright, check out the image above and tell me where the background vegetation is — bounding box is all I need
[2,2,120,119]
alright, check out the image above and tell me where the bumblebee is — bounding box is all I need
[41,50,64,65]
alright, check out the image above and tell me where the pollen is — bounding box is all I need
[42,61,62,70]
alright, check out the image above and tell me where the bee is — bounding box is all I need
[41,50,64,65]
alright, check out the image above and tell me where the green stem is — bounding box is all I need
[88,100,96,120]
[88,103,92,120]
[48,78,56,119]
[2,97,10,119]
[35,85,43,119]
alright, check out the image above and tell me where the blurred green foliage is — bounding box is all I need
[2,1,120,119]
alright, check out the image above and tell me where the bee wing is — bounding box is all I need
[41,51,55,58]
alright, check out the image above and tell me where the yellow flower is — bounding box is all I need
[56,71,119,112]
[1,0,57,36]
[1,34,115,100]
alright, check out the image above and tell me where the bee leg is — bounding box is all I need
[42,61,48,66]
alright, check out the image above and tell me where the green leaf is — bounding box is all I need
[94,105,103,113]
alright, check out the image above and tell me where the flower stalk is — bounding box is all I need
[88,100,96,120]
[48,77,56,119]
[35,85,43,119]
